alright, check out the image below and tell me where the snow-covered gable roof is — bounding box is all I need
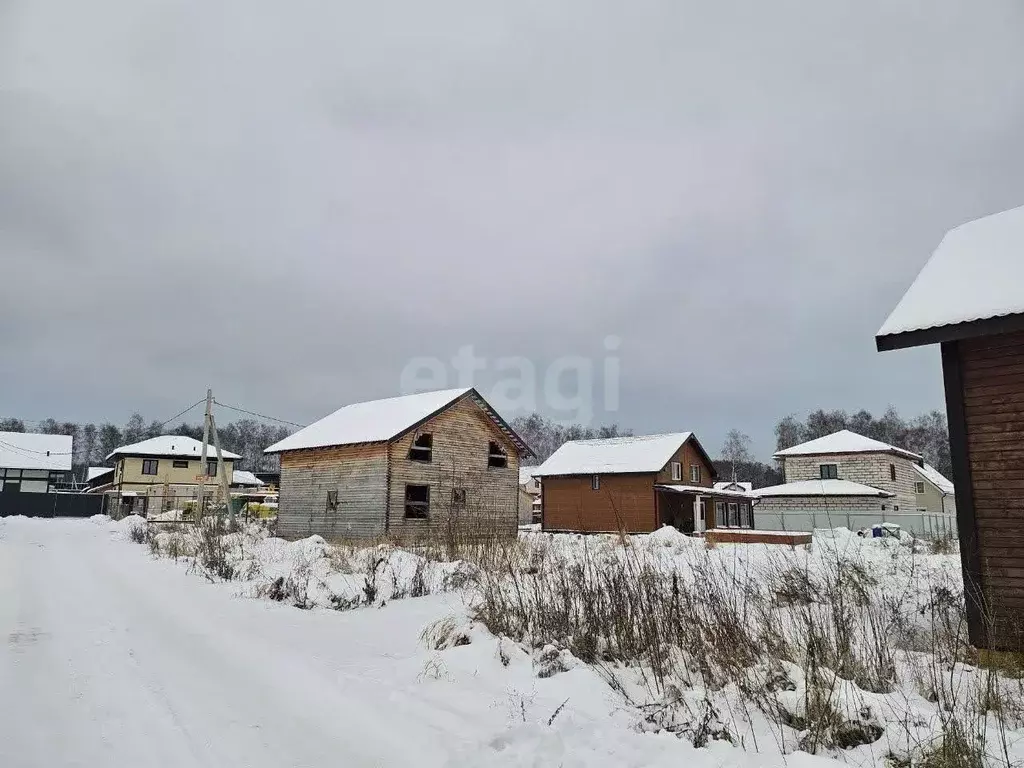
[0,431,72,471]
[232,470,265,487]
[264,388,531,456]
[106,436,241,461]
[877,205,1024,347]
[532,433,694,477]
[714,481,753,493]
[87,466,114,482]
[753,479,894,498]
[774,429,922,462]
[915,463,955,495]
[519,467,540,486]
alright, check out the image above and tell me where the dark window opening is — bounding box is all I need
[890,463,897,481]
[206,460,218,477]
[142,459,159,476]
[488,441,508,468]
[326,490,339,512]
[715,501,724,523]
[452,488,467,508]
[727,502,739,527]
[409,433,433,462]
[819,464,838,480]
[591,474,600,491]
[405,484,430,518]
[173,460,189,469]
[915,481,925,494]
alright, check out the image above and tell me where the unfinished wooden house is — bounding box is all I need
[264,388,533,539]
[877,204,1024,649]
[533,432,753,534]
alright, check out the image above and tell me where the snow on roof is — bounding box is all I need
[915,463,955,494]
[878,205,1024,340]
[773,430,922,461]
[657,484,752,499]
[0,431,73,471]
[519,467,540,485]
[265,388,476,453]
[714,481,753,493]
[753,479,894,498]
[106,436,241,461]
[231,470,265,487]
[87,466,114,481]
[532,433,692,477]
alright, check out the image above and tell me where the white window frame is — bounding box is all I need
[690,464,701,483]
[740,503,750,528]
[727,502,739,527]
[670,462,682,482]
[915,481,926,494]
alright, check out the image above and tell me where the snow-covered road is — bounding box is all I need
[1,517,841,768]
[0,517,473,767]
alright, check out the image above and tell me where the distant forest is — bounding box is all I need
[1,404,951,487]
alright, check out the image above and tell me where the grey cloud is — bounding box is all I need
[2,0,1024,458]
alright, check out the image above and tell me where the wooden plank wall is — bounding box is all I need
[542,474,656,532]
[277,444,388,539]
[387,397,521,539]
[960,330,1024,644]
[654,439,716,487]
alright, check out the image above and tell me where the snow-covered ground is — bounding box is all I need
[1,515,1019,767]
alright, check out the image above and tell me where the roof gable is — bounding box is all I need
[106,435,241,461]
[264,388,531,456]
[877,205,1024,349]
[533,432,704,477]
[774,429,922,462]
[914,463,954,494]
[0,431,73,471]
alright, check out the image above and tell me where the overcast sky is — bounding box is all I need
[2,0,1024,459]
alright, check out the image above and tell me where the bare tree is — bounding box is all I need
[721,429,752,482]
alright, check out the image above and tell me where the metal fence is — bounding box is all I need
[754,507,957,539]
[103,489,277,523]
[0,491,103,519]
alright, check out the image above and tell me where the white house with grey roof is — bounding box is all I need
[0,431,73,494]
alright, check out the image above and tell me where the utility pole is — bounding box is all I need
[209,411,236,529]
[196,388,212,522]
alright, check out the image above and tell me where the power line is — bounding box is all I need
[212,400,306,429]
[0,438,74,457]
[155,397,208,430]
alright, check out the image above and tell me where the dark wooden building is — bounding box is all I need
[264,388,532,540]
[877,204,1024,649]
[533,432,754,534]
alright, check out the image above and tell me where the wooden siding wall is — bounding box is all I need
[277,444,388,539]
[387,397,521,538]
[959,331,1024,644]
[654,439,716,487]
[543,474,656,532]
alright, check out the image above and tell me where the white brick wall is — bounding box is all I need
[781,452,918,512]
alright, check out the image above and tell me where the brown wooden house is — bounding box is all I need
[532,432,754,534]
[877,204,1024,649]
[264,388,532,539]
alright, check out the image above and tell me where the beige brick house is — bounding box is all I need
[754,430,955,531]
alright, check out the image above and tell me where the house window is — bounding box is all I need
[715,501,724,524]
[405,485,430,518]
[819,464,838,480]
[172,460,189,469]
[409,433,433,462]
[488,441,508,468]
[728,503,739,527]
[141,459,158,476]
[591,475,600,491]
[452,488,467,509]
[671,462,682,482]
[890,463,897,482]
[690,464,701,483]
[915,481,926,494]
[740,503,751,528]
[326,490,339,512]
[206,460,218,477]
[699,500,706,521]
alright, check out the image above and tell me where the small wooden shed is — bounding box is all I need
[877,204,1024,649]
[264,388,532,540]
